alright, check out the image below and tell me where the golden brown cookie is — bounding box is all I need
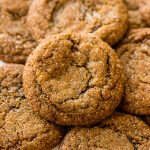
[27,0,128,45]
[116,28,150,115]
[0,64,63,150]
[59,127,134,150]
[0,0,37,64]
[23,33,124,126]
[123,0,150,29]
[100,112,150,150]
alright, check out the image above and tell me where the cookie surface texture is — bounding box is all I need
[144,116,150,126]
[0,0,37,63]
[59,127,134,150]
[27,0,128,45]
[100,112,150,150]
[0,64,63,150]
[123,0,150,29]
[23,33,124,126]
[116,28,150,115]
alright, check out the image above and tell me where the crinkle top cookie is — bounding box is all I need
[27,0,128,45]
[116,28,150,115]
[0,64,63,150]
[59,127,134,150]
[100,112,150,149]
[0,0,37,63]
[23,33,124,126]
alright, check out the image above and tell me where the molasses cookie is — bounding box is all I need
[116,28,150,115]
[123,0,150,29]
[23,33,124,126]
[27,0,128,45]
[0,64,63,150]
[100,112,150,149]
[59,127,134,150]
[0,0,37,64]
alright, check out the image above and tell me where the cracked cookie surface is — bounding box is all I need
[59,127,134,150]
[116,28,150,115]
[0,64,63,150]
[27,0,128,45]
[123,0,150,29]
[100,112,150,150]
[0,0,37,64]
[144,116,150,126]
[23,33,124,126]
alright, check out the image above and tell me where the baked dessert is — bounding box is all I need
[23,33,124,126]
[100,112,150,150]
[0,64,63,150]
[116,28,150,115]
[0,0,37,63]
[27,0,128,45]
[59,127,134,150]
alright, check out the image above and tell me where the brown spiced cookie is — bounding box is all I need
[100,112,150,150]
[0,64,63,150]
[123,0,150,29]
[59,127,134,150]
[116,28,150,115]
[23,33,124,126]
[0,0,37,64]
[27,0,128,45]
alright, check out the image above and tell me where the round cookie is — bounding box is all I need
[0,0,37,64]
[123,0,150,29]
[100,112,150,149]
[27,0,128,45]
[59,127,134,150]
[23,33,124,126]
[116,28,150,115]
[0,64,63,150]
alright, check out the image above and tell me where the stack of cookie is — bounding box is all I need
[0,0,150,149]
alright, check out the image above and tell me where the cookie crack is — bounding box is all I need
[7,10,25,20]
[120,47,150,94]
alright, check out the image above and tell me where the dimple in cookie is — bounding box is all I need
[27,0,128,45]
[23,33,124,126]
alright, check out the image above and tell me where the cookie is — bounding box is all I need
[59,127,134,150]
[0,64,63,150]
[116,28,150,115]
[123,0,150,29]
[27,0,128,45]
[0,0,37,64]
[100,112,150,149]
[23,33,124,126]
